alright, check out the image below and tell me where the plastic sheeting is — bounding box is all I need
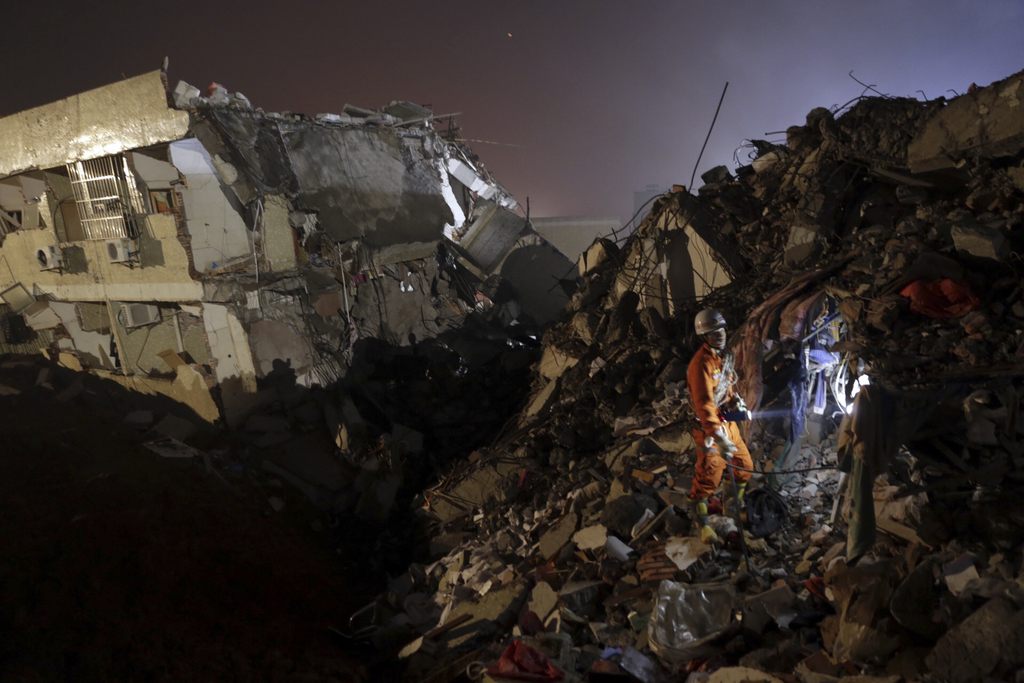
[486,639,565,682]
[647,580,736,666]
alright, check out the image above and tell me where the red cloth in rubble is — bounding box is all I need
[899,279,980,318]
[486,640,564,682]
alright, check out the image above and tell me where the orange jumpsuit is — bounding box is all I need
[687,344,753,499]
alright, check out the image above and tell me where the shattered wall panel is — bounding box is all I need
[460,200,527,272]
[0,71,189,179]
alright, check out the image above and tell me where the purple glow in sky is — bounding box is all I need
[2,1,1023,224]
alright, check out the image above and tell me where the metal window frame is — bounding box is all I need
[66,154,145,241]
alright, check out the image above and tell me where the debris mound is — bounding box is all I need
[359,68,1024,682]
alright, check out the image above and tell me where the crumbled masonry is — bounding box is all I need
[354,67,1024,681]
[3,63,1024,682]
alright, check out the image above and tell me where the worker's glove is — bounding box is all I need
[712,427,737,459]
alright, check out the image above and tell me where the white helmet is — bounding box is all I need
[694,308,727,336]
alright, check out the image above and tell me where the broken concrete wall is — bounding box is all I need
[48,302,113,370]
[909,67,1024,173]
[167,139,253,273]
[0,71,189,179]
[193,110,453,252]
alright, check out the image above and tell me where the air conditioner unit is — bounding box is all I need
[36,246,63,270]
[122,303,161,328]
[106,238,135,263]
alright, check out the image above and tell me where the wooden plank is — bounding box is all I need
[423,612,472,640]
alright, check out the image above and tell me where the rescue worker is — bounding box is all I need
[687,308,754,543]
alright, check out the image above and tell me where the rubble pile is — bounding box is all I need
[350,69,1024,681]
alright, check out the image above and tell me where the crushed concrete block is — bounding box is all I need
[601,494,657,539]
[943,553,980,595]
[951,222,1009,261]
[54,380,84,403]
[268,433,350,491]
[926,597,1024,683]
[57,352,83,372]
[571,310,599,344]
[290,401,322,425]
[539,512,578,560]
[825,559,902,663]
[527,581,559,621]
[572,524,608,551]
[427,460,519,524]
[538,345,579,381]
[429,532,466,558]
[701,165,732,185]
[589,622,635,648]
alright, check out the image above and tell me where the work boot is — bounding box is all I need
[689,497,719,544]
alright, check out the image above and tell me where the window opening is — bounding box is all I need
[66,155,145,240]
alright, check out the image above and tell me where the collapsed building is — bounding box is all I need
[4,62,1024,683]
[339,69,1024,682]
[0,69,574,427]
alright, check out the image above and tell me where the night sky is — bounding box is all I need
[3,1,1023,224]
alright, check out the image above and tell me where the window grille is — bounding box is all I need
[66,155,145,240]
